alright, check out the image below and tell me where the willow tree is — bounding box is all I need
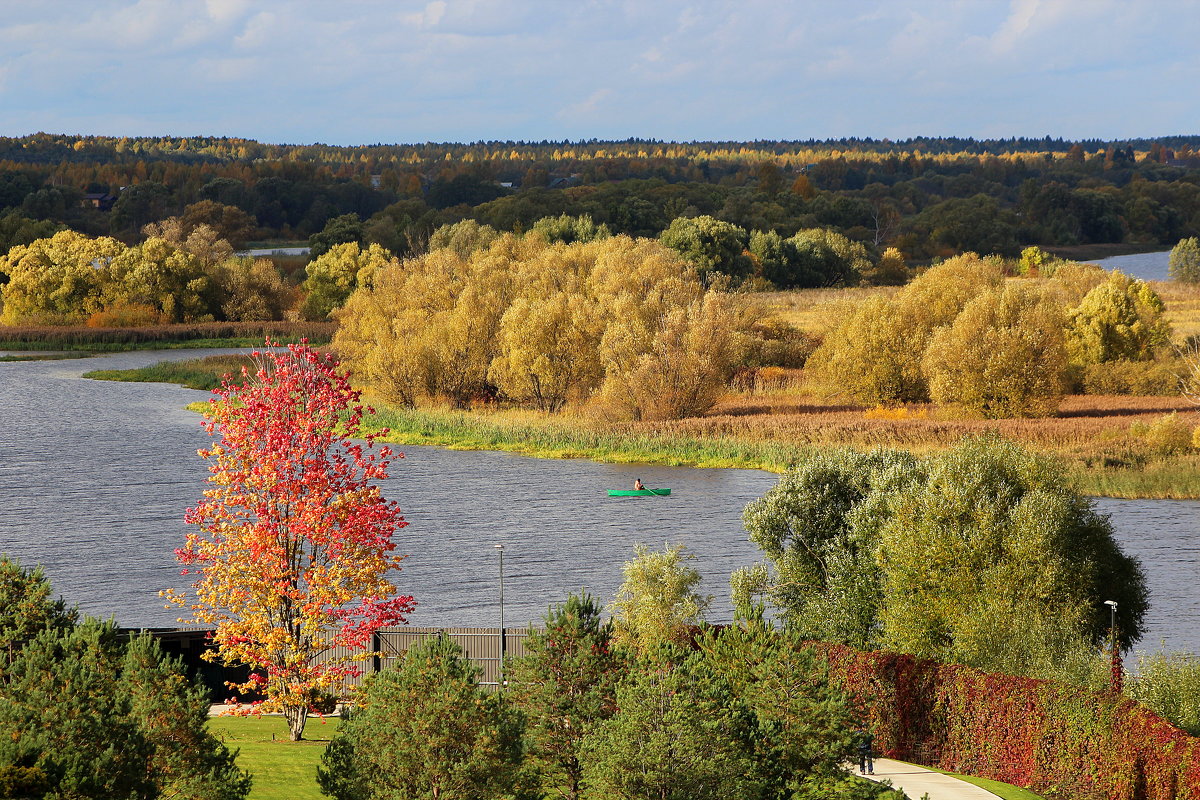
[166,342,414,741]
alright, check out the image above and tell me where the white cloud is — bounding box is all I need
[557,88,612,121]
[205,0,249,24]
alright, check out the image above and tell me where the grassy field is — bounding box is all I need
[208,715,340,800]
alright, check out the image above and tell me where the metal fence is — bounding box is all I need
[145,626,536,698]
[312,626,532,689]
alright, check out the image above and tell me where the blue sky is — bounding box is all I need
[1,0,1196,145]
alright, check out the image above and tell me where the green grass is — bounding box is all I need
[365,405,804,472]
[85,354,257,391]
[208,715,341,800]
[0,352,92,362]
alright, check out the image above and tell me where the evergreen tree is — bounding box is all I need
[319,635,526,800]
[701,620,864,794]
[509,594,628,799]
[0,559,251,800]
[581,646,779,800]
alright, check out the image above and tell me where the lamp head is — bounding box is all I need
[1104,600,1118,608]
[494,544,504,551]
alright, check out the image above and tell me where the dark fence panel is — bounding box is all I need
[137,626,536,700]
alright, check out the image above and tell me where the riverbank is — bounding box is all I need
[360,403,1200,500]
[94,354,1200,499]
[173,398,1200,499]
[0,321,334,355]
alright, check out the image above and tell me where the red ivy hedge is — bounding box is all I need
[812,643,1200,800]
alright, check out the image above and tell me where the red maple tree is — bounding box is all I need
[165,341,414,740]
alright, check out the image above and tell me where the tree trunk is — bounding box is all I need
[284,704,308,741]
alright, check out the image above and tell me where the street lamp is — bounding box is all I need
[495,543,506,690]
[1104,600,1121,693]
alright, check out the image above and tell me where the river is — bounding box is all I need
[0,349,1197,657]
[1092,250,1171,282]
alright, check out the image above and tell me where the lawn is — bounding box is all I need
[207,715,341,800]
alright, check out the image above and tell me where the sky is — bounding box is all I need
[0,0,1197,146]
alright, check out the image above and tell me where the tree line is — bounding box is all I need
[2,133,1200,259]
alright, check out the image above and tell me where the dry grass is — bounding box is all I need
[0,321,335,350]
[666,387,1194,455]
[1151,280,1200,342]
[756,286,900,333]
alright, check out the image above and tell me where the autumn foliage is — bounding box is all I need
[815,643,1200,800]
[166,341,413,740]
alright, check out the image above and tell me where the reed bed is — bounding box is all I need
[97,353,1200,498]
[84,354,259,391]
[360,396,1200,498]
[0,321,334,351]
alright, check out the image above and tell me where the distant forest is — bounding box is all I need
[3,132,1200,260]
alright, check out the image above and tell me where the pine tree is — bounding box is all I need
[319,636,525,800]
[509,594,628,799]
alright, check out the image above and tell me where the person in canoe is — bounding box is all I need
[634,478,646,490]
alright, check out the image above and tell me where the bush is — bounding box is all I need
[805,253,1004,405]
[1170,237,1200,284]
[337,235,752,417]
[1081,360,1181,395]
[1130,651,1200,735]
[922,284,1067,418]
[1066,270,1171,366]
[742,319,818,369]
[816,642,1200,800]
[1131,412,1193,456]
[737,437,1149,668]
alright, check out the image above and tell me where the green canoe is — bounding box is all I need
[608,488,671,497]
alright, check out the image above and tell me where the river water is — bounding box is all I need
[0,349,1197,656]
[1092,250,1171,282]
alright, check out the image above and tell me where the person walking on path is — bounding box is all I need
[857,728,875,775]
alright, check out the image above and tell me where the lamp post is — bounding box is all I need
[495,543,506,690]
[1104,600,1122,693]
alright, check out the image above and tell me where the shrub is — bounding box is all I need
[337,235,751,417]
[1065,270,1171,366]
[737,437,1149,668]
[1080,360,1181,395]
[1170,237,1200,284]
[1130,651,1200,735]
[805,253,1005,405]
[428,219,500,257]
[742,318,817,368]
[608,543,711,652]
[815,643,1200,800]
[86,301,169,328]
[804,296,929,404]
[1130,412,1193,456]
[923,284,1067,418]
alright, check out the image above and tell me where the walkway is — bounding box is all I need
[859,758,1004,800]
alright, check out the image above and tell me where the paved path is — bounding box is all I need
[859,758,1004,800]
